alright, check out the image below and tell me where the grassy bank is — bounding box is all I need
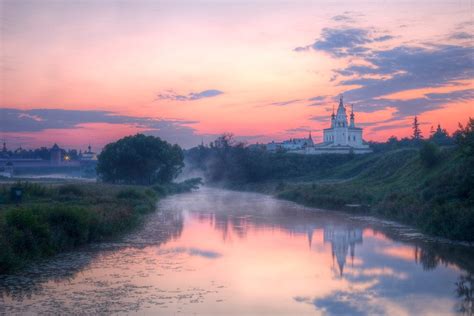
[0,178,201,274]
[227,148,473,242]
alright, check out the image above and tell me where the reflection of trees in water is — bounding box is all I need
[412,242,474,275]
[456,273,473,316]
[214,213,253,241]
[0,209,184,302]
[414,246,439,271]
[368,223,474,275]
[195,202,474,277]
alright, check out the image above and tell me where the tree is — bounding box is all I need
[454,117,474,157]
[412,116,423,140]
[419,141,440,167]
[97,134,184,185]
[430,124,452,145]
[453,118,474,203]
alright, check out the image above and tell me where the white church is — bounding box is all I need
[267,96,372,155]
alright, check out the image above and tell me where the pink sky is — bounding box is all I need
[1,0,473,149]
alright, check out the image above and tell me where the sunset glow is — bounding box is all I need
[1,0,473,149]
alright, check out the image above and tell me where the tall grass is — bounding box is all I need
[273,148,474,242]
[0,179,201,274]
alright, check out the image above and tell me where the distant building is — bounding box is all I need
[1,142,9,158]
[266,96,372,154]
[266,133,314,152]
[305,96,372,154]
[81,145,97,161]
[50,143,62,165]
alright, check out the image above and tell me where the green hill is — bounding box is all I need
[186,120,473,242]
[276,147,473,242]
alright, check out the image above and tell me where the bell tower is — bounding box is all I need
[335,95,348,128]
[350,104,355,128]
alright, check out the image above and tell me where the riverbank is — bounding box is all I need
[0,179,201,274]
[224,148,473,243]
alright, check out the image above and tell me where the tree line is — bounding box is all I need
[185,118,474,186]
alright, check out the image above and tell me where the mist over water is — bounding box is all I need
[1,188,472,315]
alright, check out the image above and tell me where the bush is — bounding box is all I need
[133,203,154,215]
[116,188,145,200]
[5,208,50,258]
[46,206,97,250]
[0,181,202,273]
[58,184,84,197]
[419,141,440,167]
[152,184,168,196]
[158,178,202,194]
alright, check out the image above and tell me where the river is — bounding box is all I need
[1,188,473,315]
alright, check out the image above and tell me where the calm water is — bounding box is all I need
[1,188,473,315]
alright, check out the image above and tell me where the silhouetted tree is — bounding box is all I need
[430,124,452,145]
[454,118,474,157]
[453,118,474,203]
[412,116,422,140]
[97,134,184,185]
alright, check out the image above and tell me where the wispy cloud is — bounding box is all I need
[371,123,411,132]
[286,126,317,133]
[157,247,222,259]
[0,108,198,132]
[0,108,212,148]
[449,31,472,40]
[331,14,354,23]
[294,27,393,58]
[309,114,330,122]
[295,21,473,121]
[338,44,474,117]
[308,95,330,106]
[156,89,224,101]
[362,89,474,118]
[269,99,304,106]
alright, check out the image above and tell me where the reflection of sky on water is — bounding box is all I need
[0,188,472,315]
[157,247,222,259]
[180,189,473,315]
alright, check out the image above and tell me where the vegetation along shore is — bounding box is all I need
[0,134,201,274]
[185,118,474,242]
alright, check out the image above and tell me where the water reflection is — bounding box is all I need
[0,210,184,305]
[456,274,474,315]
[0,188,473,315]
[323,226,363,276]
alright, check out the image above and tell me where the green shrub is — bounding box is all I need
[5,208,51,258]
[46,206,97,250]
[133,203,153,215]
[117,188,144,200]
[152,184,168,196]
[419,142,440,167]
[9,182,53,200]
[58,184,84,197]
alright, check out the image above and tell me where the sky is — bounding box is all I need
[1,0,473,150]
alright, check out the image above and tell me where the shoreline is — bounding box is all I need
[0,179,200,274]
[215,182,474,246]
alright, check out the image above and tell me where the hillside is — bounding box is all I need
[273,147,473,242]
[185,121,474,242]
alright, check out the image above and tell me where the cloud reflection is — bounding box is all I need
[157,247,222,259]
